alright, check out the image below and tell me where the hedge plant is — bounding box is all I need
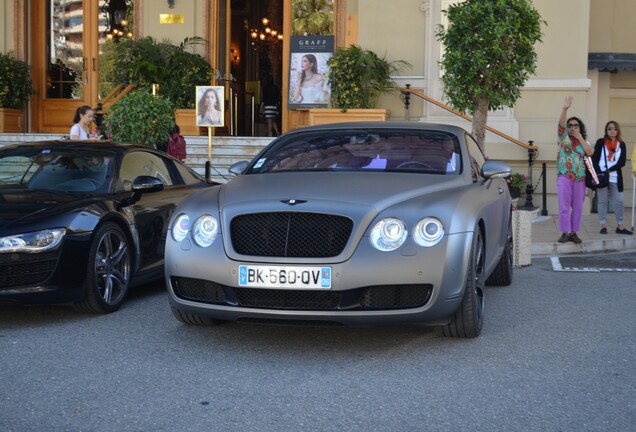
[105,90,175,149]
[0,51,34,109]
[326,45,410,111]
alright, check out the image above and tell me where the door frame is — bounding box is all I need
[31,1,101,133]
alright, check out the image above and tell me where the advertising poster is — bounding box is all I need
[288,35,334,110]
[195,86,225,127]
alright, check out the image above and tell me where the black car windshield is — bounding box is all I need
[0,147,115,192]
[246,129,462,175]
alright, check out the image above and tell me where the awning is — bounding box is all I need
[588,52,636,72]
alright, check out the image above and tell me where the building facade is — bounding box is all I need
[1,0,635,210]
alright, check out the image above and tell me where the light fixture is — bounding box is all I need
[102,0,132,42]
[249,16,283,49]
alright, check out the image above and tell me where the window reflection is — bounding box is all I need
[47,0,88,99]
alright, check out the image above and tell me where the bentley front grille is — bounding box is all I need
[230,212,353,257]
[171,276,433,311]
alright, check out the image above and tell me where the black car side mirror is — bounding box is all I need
[121,176,165,206]
[132,176,165,193]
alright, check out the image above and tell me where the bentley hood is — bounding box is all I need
[217,171,466,215]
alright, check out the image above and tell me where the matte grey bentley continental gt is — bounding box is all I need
[165,122,514,337]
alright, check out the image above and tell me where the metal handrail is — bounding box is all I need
[401,86,540,211]
[402,87,538,150]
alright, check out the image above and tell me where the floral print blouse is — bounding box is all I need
[557,123,586,181]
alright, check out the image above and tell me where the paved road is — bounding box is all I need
[1,257,635,432]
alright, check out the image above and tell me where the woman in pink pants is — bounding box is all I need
[556,96,594,244]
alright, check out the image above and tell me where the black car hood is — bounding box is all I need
[0,190,104,233]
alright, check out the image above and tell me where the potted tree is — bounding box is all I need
[0,51,34,132]
[308,44,410,125]
[108,37,214,135]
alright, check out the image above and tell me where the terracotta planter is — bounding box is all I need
[308,108,390,126]
[175,109,205,136]
[0,108,23,132]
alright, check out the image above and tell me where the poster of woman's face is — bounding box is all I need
[288,52,332,108]
[196,86,225,127]
[288,36,334,110]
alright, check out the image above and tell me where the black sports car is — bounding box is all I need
[0,141,215,313]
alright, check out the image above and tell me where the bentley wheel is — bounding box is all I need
[486,213,513,286]
[437,228,485,338]
[74,223,131,314]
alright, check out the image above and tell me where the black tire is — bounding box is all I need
[486,214,513,286]
[436,228,485,338]
[170,304,222,326]
[74,223,131,314]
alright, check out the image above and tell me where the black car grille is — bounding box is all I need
[171,277,432,311]
[235,287,340,309]
[171,277,227,303]
[0,251,59,289]
[230,212,353,257]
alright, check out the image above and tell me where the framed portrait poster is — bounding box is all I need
[288,36,334,110]
[195,86,225,127]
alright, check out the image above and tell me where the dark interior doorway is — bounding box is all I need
[230,0,283,136]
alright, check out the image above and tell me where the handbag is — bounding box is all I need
[585,150,609,190]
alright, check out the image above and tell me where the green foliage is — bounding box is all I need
[327,45,411,111]
[98,41,118,97]
[110,37,213,108]
[0,51,34,109]
[292,0,334,35]
[436,0,545,146]
[105,90,175,149]
[436,0,544,113]
[507,172,527,189]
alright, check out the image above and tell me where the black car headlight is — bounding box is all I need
[192,215,218,247]
[413,217,444,247]
[171,214,191,242]
[0,228,66,253]
[370,217,407,251]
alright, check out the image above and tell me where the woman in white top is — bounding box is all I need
[292,54,329,104]
[69,105,96,140]
[592,120,632,235]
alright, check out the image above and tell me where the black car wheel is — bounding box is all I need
[486,213,513,286]
[74,222,131,314]
[437,228,485,338]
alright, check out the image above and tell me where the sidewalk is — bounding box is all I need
[531,207,636,256]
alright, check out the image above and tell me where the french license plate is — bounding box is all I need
[238,265,331,289]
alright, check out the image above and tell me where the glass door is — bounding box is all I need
[35,0,133,133]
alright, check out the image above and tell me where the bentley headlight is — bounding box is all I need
[171,214,190,242]
[192,215,218,247]
[413,217,444,247]
[370,218,407,251]
[0,228,66,253]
